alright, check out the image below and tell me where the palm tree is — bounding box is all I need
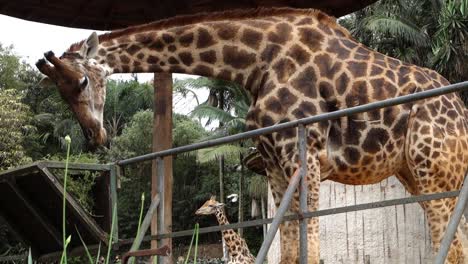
[340,0,467,101]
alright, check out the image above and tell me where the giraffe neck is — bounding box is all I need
[214,208,244,255]
[93,20,270,94]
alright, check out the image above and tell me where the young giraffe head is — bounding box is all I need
[36,32,109,149]
[195,196,225,215]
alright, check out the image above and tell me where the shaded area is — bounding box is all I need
[0,161,116,258]
[0,0,377,30]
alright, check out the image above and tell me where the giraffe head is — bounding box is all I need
[35,32,109,149]
[195,196,225,215]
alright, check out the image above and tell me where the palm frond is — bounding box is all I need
[197,144,247,163]
[190,105,235,124]
[364,15,430,47]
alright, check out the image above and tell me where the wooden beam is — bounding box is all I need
[152,72,173,264]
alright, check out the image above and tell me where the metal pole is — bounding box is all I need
[298,125,308,264]
[117,81,468,165]
[157,157,165,264]
[128,194,161,264]
[255,168,302,264]
[434,173,468,264]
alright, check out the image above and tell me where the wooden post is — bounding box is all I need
[152,72,173,264]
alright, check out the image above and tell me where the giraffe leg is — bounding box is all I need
[403,101,468,264]
[271,151,321,264]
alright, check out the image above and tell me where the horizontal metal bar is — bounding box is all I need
[117,81,468,166]
[115,190,459,245]
[41,161,112,171]
[0,254,27,261]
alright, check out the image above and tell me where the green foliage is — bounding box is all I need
[0,89,32,170]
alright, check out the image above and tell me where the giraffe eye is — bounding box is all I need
[79,75,89,89]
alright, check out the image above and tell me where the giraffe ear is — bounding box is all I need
[210,195,216,201]
[80,32,99,59]
[215,202,225,208]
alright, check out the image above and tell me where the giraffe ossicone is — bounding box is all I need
[36,7,468,263]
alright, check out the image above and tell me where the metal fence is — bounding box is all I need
[115,81,468,264]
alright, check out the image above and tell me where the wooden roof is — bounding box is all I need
[0,0,377,30]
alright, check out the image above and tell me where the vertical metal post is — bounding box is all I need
[434,173,468,264]
[298,125,308,264]
[128,194,161,264]
[109,165,119,243]
[157,157,165,263]
[255,168,302,264]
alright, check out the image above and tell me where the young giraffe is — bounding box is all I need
[195,196,255,264]
[35,8,468,263]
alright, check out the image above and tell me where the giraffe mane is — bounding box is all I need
[67,7,348,52]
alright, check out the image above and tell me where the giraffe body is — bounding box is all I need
[195,196,255,264]
[36,8,468,263]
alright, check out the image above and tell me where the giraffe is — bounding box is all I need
[195,196,255,264]
[35,7,468,263]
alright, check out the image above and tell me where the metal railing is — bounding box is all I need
[115,81,468,264]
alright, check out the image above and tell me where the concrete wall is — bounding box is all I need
[267,176,433,264]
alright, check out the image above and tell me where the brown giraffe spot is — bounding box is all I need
[296,17,314,25]
[119,54,130,64]
[345,119,365,145]
[268,23,293,44]
[335,72,350,94]
[317,22,333,35]
[371,78,397,101]
[392,114,409,138]
[385,70,396,83]
[178,52,194,66]
[272,58,296,83]
[299,28,323,51]
[192,65,213,76]
[168,45,177,52]
[362,128,390,153]
[265,96,282,114]
[245,67,262,91]
[314,53,342,79]
[147,55,159,64]
[261,115,274,127]
[370,65,384,76]
[348,61,368,78]
[136,53,145,60]
[168,65,184,73]
[287,44,310,65]
[334,157,347,171]
[298,101,317,115]
[387,57,402,68]
[216,69,232,81]
[199,50,217,64]
[261,44,282,63]
[168,56,179,65]
[197,28,217,48]
[217,23,239,40]
[344,147,360,164]
[127,44,140,55]
[241,28,263,50]
[162,33,175,44]
[277,87,297,109]
[327,39,351,60]
[149,40,164,51]
[346,81,368,107]
[383,107,399,127]
[234,73,244,84]
[291,66,318,97]
[179,32,194,47]
[414,71,430,84]
[368,109,381,120]
[222,46,256,69]
[121,65,130,72]
[135,33,154,45]
[341,39,358,50]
